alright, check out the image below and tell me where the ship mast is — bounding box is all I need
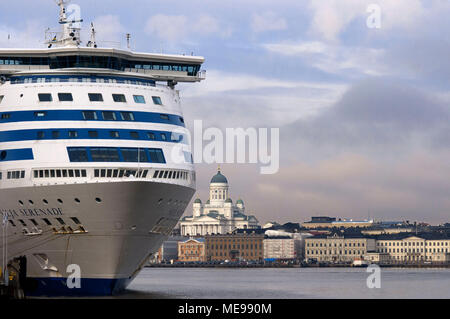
[47,0,83,48]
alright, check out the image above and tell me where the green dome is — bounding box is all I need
[225,198,233,203]
[210,170,228,184]
[206,200,210,204]
[194,198,202,204]
[236,199,244,205]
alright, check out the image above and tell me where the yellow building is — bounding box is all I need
[375,234,450,263]
[205,233,264,261]
[177,238,206,262]
[305,233,376,263]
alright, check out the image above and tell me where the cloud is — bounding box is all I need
[263,41,388,77]
[306,0,426,41]
[91,15,125,46]
[145,14,231,42]
[283,78,450,161]
[251,12,288,33]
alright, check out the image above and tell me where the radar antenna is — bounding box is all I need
[87,23,98,48]
[46,0,84,48]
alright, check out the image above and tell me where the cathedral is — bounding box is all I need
[180,168,260,236]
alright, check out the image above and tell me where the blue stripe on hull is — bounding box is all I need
[25,277,133,297]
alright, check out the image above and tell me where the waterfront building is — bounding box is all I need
[177,238,206,262]
[154,236,188,263]
[263,237,301,261]
[180,169,259,236]
[302,216,374,229]
[205,232,264,261]
[305,233,376,263]
[375,233,450,263]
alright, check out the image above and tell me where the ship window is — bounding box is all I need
[30,219,38,226]
[50,170,55,178]
[75,170,81,177]
[110,131,120,138]
[94,169,99,177]
[58,93,73,102]
[1,113,10,119]
[163,171,169,178]
[82,111,98,120]
[42,218,52,226]
[56,170,62,177]
[121,148,148,162]
[133,95,146,104]
[68,170,74,177]
[74,198,80,203]
[160,133,167,141]
[168,171,173,179]
[160,114,169,121]
[18,219,27,227]
[81,170,87,177]
[34,111,47,117]
[120,112,134,121]
[37,131,45,139]
[68,147,89,162]
[0,95,3,104]
[9,220,15,227]
[147,132,155,140]
[152,96,163,105]
[90,148,120,162]
[179,117,184,124]
[88,131,98,138]
[88,93,103,102]
[141,170,148,178]
[100,169,106,177]
[153,170,159,178]
[38,93,53,102]
[113,169,119,177]
[119,170,125,178]
[149,149,166,163]
[52,131,60,139]
[102,111,117,121]
[112,94,127,103]
[95,198,102,203]
[68,131,78,138]
[34,170,38,178]
[158,171,164,178]
[56,218,65,225]
[71,217,81,225]
[130,131,140,139]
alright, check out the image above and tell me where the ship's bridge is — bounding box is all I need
[0,47,205,83]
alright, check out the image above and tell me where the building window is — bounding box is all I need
[112,94,127,102]
[38,93,52,102]
[152,96,163,105]
[133,95,146,104]
[58,93,73,101]
[88,93,103,102]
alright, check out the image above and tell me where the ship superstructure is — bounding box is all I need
[0,0,204,295]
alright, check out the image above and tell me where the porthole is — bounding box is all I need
[18,200,24,206]
[95,197,102,203]
[57,198,63,204]
[157,198,163,205]
[74,198,80,203]
[43,199,48,205]
[28,200,34,205]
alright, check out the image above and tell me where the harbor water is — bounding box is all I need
[117,267,450,299]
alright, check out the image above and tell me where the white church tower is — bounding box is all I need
[179,168,260,236]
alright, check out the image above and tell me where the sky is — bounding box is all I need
[1,0,450,224]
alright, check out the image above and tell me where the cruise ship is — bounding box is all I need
[0,1,204,295]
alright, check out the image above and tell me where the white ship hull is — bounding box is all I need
[0,181,195,296]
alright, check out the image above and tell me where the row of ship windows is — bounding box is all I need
[0,110,182,124]
[34,129,172,141]
[0,93,163,105]
[1,168,191,181]
[10,76,156,86]
[67,147,167,163]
